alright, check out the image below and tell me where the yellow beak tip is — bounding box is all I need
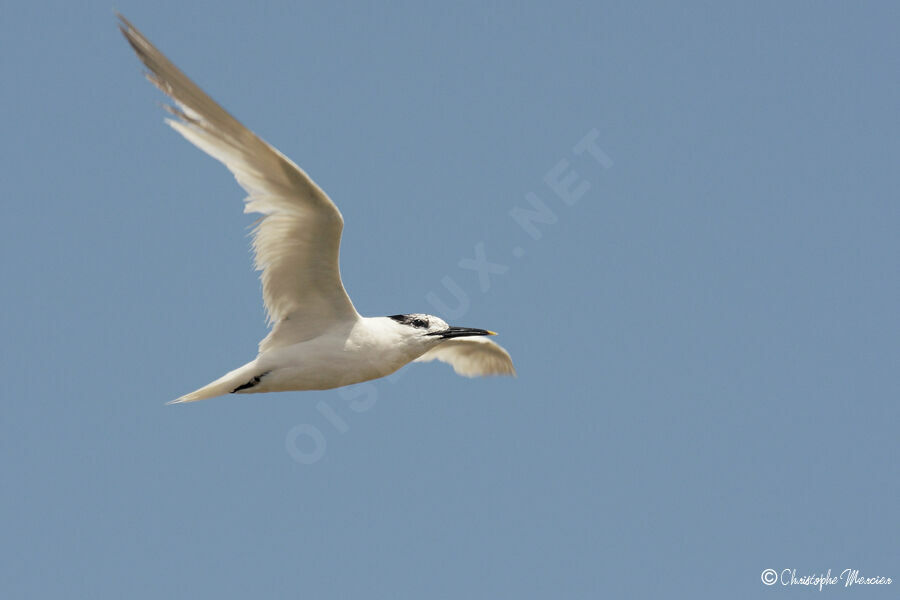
[486,330,498,336]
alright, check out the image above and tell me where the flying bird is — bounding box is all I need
[118,16,515,403]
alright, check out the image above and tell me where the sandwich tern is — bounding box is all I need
[118,16,515,403]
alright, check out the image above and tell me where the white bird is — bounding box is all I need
[118,16,515,403]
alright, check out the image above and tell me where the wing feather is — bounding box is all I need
[415,337,516,377]
[118,15,358,352]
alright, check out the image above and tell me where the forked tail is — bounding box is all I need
[169,361,260,404]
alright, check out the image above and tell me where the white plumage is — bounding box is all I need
[118,15,515,403]
[415,336,516,377]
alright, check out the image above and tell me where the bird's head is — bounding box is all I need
[387,313,496,343]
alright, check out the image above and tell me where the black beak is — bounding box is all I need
[429,326,497,339]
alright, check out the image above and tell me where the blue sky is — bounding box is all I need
[2,1,898,598]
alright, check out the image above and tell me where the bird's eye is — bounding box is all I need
[412,318,428,328]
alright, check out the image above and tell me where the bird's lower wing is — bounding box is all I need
[119,15,359,350]
[414,337,516,377]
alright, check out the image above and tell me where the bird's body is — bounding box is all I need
[189,317,444,401]
[118,16,515,403]
[257,317,424,392]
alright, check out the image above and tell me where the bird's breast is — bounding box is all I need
[254,330,418,392]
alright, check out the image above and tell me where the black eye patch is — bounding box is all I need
[389,314,430,329]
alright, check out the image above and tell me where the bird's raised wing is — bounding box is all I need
[119,15,359,353]
[414,337,516,377]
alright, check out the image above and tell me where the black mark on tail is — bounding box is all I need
[231,371,272,393]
